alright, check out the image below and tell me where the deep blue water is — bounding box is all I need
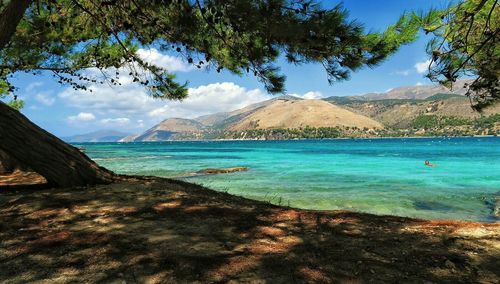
[76,137,500,222]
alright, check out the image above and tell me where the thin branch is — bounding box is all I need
[451,29,499,78]
[484,0,498,31]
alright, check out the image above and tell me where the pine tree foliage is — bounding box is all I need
[418,0,499,110]
[0,0,420,108]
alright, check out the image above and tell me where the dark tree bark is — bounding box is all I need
[0,102,117,187]
[0,0,31,49]
[0,148,21,174]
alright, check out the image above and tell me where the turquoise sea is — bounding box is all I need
[76,137,500,222]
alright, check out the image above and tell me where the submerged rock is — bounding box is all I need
[413,200,455,212]
[196,167,249,175]
[482,193,500,219]
[494,194,500,218]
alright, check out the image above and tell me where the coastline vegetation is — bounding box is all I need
[410,114,500,129]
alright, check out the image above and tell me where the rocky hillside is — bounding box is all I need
[325,94,500,128]
[132,118,205,141]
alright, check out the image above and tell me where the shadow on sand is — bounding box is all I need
[1,177,499,283]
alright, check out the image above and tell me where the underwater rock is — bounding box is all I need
[413,200,455,212]
[196,167,249,175]
[482,193,500,218]
[494,195,500,217]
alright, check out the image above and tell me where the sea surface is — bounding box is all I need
[76,137,500,222]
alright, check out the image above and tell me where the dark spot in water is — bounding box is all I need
[413,200,456,212]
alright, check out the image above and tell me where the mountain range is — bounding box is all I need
[120,81,498,141]
[65,82,500,142]
[120,95,383,142]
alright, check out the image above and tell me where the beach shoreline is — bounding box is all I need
[76,137,500,223]
[1,176,499,283]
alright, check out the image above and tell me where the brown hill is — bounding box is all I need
[333,96,500,128]
[152,118,204,132]
[134,118,204,141]
[228,99,383,131]
[195,95,301,127]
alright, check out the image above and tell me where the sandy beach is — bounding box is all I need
[1,176,499,283]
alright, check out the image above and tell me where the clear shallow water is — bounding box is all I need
[76,137,500,222]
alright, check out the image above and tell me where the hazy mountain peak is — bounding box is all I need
[62,130,131,142]
[359,81,468,100]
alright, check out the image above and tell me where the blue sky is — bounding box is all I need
[9,0,453,137]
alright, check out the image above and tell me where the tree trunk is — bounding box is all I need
[0,148,23,174]
[0,102,117,187]
[0,0,31,49]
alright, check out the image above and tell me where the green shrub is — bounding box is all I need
[412,115,439,128]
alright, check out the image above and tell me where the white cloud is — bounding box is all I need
[147,82,270,118]
[302,91,323,100]
[415,59,432,74]
[68,112,95,122]
[394,70,410,76]
[57,49,270,131]
[35,93,56,106]
[59,79,155,117]
[100,117,130,125]
[416,82,424,86]
[136,48,195,72]
[290,91,323,100]
[25,82,56,107]
[26,82,44,92]
[59,80,271,130]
